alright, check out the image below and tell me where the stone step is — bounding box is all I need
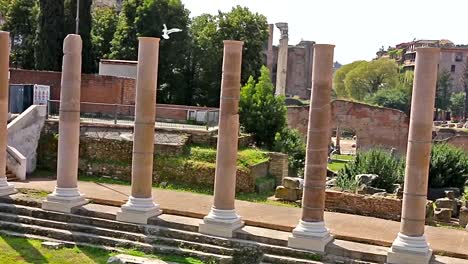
[0,220,232,264]
[263,254,325,264]
[0,202,358,263]
[0,212,234,257]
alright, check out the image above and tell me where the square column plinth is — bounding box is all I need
[42,187,88,213]
[387,233,432,264]
[116,196,162,224]
[288,220,333,252]
[0,178,15,196]
[199,208,244,238]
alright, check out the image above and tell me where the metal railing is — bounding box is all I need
[47,100,219,131]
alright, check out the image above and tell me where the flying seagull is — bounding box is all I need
[162,24,182,39]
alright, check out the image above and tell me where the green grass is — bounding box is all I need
[331,154,354,161]
[0,234,203,264]
[189,146,268,168]
[16,188,50,199]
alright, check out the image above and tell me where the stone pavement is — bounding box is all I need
[13,178,468,259]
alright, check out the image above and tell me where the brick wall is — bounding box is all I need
[287,100,410,154]
[325,189,402,221]
[9,69,218,122]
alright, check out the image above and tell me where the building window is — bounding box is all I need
[455,52,463,62]
[451,65,456,72]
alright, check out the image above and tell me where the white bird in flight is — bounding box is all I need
[162,24,182,39]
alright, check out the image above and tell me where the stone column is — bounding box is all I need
[335,122,341,154]
[275,22,288,96]
[42,35,87,212]
[387,48,440,264]
[266,24,275,76]
[288,44,335,252]
[0,31,15,197]
[116,37,161,224]
[199,40,244,238]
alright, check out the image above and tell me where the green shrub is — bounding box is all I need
[336,149,404,192]
[272,128,306,175]
[429,143,468,191]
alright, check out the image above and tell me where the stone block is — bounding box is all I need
[283,177,302,189]
[107,254,168,263]
[435,197,458,217]
[459,207,468,228]
[41,241,64,250]
[355,174,378,185]
[434,208,452,223]
[357,185,386,195]
[275,186,302,201]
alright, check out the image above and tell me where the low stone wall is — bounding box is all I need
[37,124,262,193]
[325,189,402,221]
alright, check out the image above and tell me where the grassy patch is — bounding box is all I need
[16,188,50,199]
[331,154,354,161]
[189,146,268,168]
[0,234,203,264]
[327,160,349,172]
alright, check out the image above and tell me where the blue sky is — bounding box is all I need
[182,0,468,64]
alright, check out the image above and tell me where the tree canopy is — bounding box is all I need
[239,66,287,148]
[91,6,118,65]
[2,0,38,69]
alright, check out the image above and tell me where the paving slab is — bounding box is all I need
[13,178,468,259]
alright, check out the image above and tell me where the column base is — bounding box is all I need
[288,220,333,252]
[0,177,16,196]
[116,196,161,224]
[387,233,433,264]
[199,208,244,238]
[42,187,88,213]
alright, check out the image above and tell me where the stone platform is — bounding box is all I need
[11,178,468,260]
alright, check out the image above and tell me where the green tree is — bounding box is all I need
[239,66,286,148]
[35,0,65,71]
[64,0,93,73]
[0,0,10,19]
[365,71,413,114]
[333,60,366,98]
[135,0,191,104]
[2,0,39,69]
[109,0,191,105]
[450,92,465,120]
[366,87,411,115]
[435,70,453,111]
[190,14,222,106]
[191,6,268,106]
[91,7,118,64]
[343,58,399,101]
[109,0,141,60]
[216,6,269,84]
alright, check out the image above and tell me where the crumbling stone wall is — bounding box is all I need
[287,100,409,154]
[325,190,402,221]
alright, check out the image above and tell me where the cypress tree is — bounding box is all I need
[64,0,93,73]
[35,0,64,71]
